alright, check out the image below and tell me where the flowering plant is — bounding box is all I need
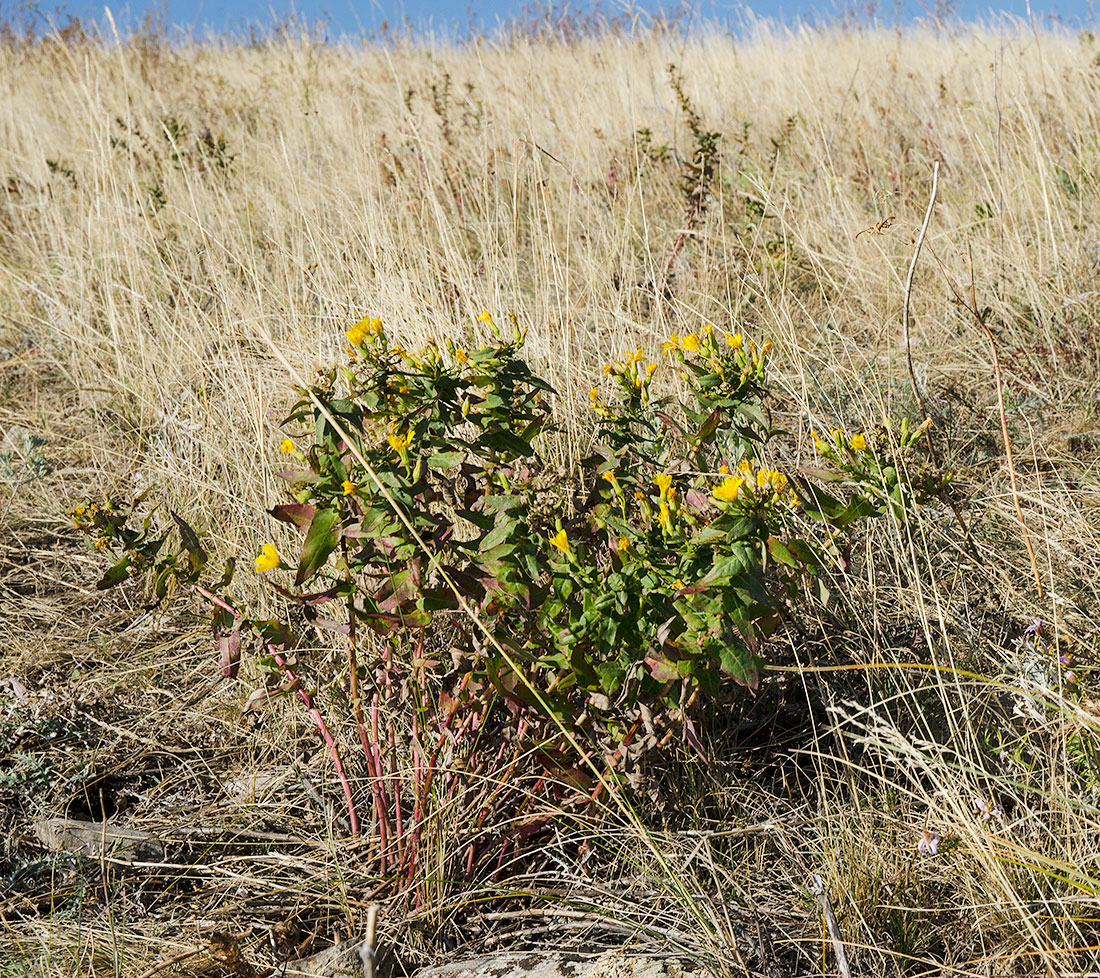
[70,313,945,871]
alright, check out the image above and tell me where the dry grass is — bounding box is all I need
[5,17,1100,978]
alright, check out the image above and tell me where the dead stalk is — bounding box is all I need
[902,160,940,446]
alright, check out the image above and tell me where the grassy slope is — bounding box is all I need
[4,21,1100,976]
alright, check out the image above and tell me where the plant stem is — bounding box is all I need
[193,585,359,836]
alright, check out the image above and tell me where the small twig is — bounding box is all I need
[902,160,940,453]
[809,874,851,978]
[359,904,379,978]
[854,214,895,239]
[133,946,207,978]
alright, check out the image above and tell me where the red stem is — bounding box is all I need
[195,585,359,837]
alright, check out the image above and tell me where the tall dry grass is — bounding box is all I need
[5,18,1100,977]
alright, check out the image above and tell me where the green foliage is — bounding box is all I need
[72,314,947,775]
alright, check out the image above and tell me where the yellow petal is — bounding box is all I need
[255,543,281,573]
[549,529,571,553]
[713,476,742,502]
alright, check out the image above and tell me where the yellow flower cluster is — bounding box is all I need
[812,428,869,455]
[346,315,383,349]
[654,472,676,530]
[664,333,702,353]
[712,459,788,505]
[661,326,771,382]
[601,349,660,395]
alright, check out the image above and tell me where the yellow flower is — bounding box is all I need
[713,476,743,502]
[255,543,281,573]
[346,316,382,347]
[756,469,769,488]
[342,479,356,496]
[703,322,714,335]
[627,348,646,365]
[616,537,630,552]
[603,363,614,375]
[718,463,730,475]
[549,529,570,553]
[645,362,658,380]
[850,433,867,452]
[455,347,468,365]
[673,578,685,589]
[388,431,412,454]
[663,335,681,353]
[655,472,673,499]
[477,310,493,323]
[658,501,672,530]
[768,470,787,492]
[760,341,773,357]
[738,458,753,476]
[681,333,701,352]
[601,471,618,486]
[724,332,743,349]
[279,437,295,454]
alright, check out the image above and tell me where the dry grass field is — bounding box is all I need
[5,16,1100,977]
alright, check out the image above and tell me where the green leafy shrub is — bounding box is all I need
[70,312,947,883]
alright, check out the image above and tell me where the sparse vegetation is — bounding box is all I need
[5,13,1100,978]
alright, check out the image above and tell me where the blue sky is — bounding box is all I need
[19,0,1100,40]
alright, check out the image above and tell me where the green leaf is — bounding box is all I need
[694,408,724,445]
[718,636,757,686]
[427,450,464,470]
[767,537,798,568]
[479,429,536,459]
[295,508,340,586]
[701,550,750,587]
[480,521,515,553]
[171,512,207,574]
[96,555,132,590]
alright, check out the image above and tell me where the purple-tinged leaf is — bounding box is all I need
[214,616,241,678]
[269,502,317,534]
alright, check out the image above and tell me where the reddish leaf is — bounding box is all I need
[645,656,680,682]
[269,502,317,534]
[214,615,241,678]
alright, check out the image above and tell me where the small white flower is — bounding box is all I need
[973,797,1003,822]
[917,830,941,857]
